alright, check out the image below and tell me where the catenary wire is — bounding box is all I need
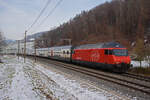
[27,0,52,31]
[32,0,63,33]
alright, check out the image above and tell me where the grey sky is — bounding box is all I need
[0,0,111,40]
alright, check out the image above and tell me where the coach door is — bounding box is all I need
[104,49,113,64]
[50,50,53,56]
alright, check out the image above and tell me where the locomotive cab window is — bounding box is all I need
[113,49,128,56]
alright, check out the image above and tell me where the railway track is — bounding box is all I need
[42,59,150,95]
[123,73,150,82]
[25,55,150,95]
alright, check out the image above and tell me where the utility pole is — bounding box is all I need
[61,39,72,45]
[34,39,36,63]
[18,40,20,60]
[24,30,27,63]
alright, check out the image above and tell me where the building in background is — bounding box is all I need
[1,40,34,54]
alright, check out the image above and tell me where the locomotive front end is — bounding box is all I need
[112,49,131,72]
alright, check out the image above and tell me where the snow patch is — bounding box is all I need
[131,61,149,67]
[35,64,122,100]
[0,56,131,100]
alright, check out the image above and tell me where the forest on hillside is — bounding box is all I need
[36,0,150,49]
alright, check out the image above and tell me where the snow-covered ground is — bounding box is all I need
[131,61,149,67]
[0,55,132,100]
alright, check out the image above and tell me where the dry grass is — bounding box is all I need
[128,67,150,76]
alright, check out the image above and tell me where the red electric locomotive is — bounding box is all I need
[71,42,131,73]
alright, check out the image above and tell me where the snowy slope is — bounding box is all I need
[0,56,132,100]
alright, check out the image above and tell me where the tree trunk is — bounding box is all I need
[140,60,142,67]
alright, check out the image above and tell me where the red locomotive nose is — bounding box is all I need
[114,56,131,64]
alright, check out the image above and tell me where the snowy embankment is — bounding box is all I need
[0,55,130,100]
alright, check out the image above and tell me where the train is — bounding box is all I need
[6,42,132,73]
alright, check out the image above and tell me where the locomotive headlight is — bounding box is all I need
[115,62,120,64]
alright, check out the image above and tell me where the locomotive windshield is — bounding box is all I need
[113,49,128,56]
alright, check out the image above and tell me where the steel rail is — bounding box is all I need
[46,59,150,95]
[24,55,150,95]
[123,72,150,82]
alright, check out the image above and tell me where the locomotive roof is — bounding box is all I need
[74,42,125,49]
[36,48,49,50]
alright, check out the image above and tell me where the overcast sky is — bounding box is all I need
[0,0,111,40]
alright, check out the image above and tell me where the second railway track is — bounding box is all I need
[122,72,150,82]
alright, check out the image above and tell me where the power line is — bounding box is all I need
[35,0,63,29]
[27,0,51,31]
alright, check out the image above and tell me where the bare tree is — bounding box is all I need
[36,0,149,48]
[134,37,146,67]
[0,30,6,47]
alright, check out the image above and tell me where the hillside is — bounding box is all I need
[36,0,150,48]
[26,31,48,42]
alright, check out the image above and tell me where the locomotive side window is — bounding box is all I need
[105,50,109,55]
[105,49,113,55]
[109,50,113,55]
